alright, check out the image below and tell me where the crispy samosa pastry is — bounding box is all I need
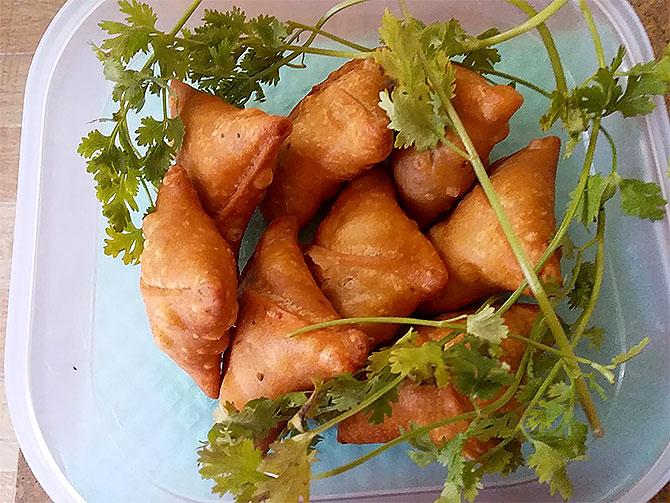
[140,166,238,398]
[219,217,370,410]
[171,80,292,248]
[337,304,536,456]
[392,66,524,227]
[306,169,449,345]
[261,59,394,226]
[424,137,562,313]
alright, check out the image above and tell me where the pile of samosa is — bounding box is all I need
[140,60,561,453]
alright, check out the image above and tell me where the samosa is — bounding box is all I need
[307,169,448,345]
[140,166,238,398]
[424,137,562,313]
[262,59,394,226]
[171,80,292,249]
[219,217,370,410]
[337,304,536,457]
[392,65,523,227]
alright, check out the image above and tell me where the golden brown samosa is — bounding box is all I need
[140,166,238,398]
[338,304,536,455]
[261,59,394,226]
[392,66,524,227]
[171,80,292,248]
[306,169,449,345]
[219,217,370,410]
[423,137,562,313]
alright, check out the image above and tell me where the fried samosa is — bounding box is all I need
[171,80,292,248]
[140,166,238,398]
[219,217,370,410]
[423,137,562,313]
[392,66,524,227]
[338,304,536,455]
[306,169,449,345]
[261,59,394,226]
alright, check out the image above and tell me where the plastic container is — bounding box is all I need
[5,0,669,501]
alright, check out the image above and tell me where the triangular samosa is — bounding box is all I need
[171,81,292,249]
[392,65,523,227]
[424,137,562,313]
[261,59,394,226]
[140,166,238,398]
[337,304,536,456]
[219,217,370,410]
[307,169,448,345]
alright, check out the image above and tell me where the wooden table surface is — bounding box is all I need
[0,0,668,502]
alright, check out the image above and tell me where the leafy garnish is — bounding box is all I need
[619,178,667,220]
[466,306,509,344]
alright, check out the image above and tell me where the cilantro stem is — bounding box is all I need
[477,68,552,97]
[467,0,568,50]
[579,0,606,67]
[169,0,204,37]
[286,21,373,52]
[570,211,606,348]
[505,0,568,93]
[428,56,601,435]
[601,126,618,173]
[287,315,466,337]
[509,334,613,382]
[280,44,367,59]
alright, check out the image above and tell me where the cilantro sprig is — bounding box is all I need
[79,0,369,264]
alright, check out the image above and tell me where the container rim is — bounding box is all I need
[4,1,669,502]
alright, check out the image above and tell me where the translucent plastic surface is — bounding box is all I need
[6,1,670,502]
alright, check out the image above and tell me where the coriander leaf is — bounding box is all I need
[119,0,157,28]
[436,481,461,503]
[616,43,670,117]
[407,427,440,467]
[619,178,667,221]
[568,261,595,310]
[461,465,483,502]
[572,172,620,226]
[583,326,604,350]
[437,433,467,486]
[466,306,509,344]
[256,435,315,503]
[460,28,501,72]
[525,381,575,432]
[611,337,650,365]
[135,117,165,146]
[214,393,307,442]
[104,225,144,265]
[583,373,608,401]
[528,440,573,500]
[468,411,518,441]
[362,369,401,424]
[388,340,450,386]
[374,10,457,151]
[445,337,513,400]
[379,89,448,151]
[198,426,267,501]
[78,130,111,158]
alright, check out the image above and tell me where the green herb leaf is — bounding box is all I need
[568,261,595,310]
[619,178,667,221]
[466,306,509,344]
[611,337,650,365]
[256,435,315,503]
[528,440,573,500]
